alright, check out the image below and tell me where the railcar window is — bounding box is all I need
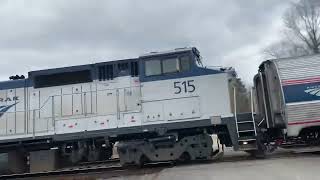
[145,60,161,76]
[34,70,92,88]
[162,58,179,74]
[180,56,191,72]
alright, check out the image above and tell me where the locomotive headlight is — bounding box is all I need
[243,141,248,145]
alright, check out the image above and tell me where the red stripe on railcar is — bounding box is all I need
[282,77,320,86]
[288,119,320,125]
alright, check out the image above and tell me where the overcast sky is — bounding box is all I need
[0,0,294,84]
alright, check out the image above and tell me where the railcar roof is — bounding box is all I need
[259,54,320,69]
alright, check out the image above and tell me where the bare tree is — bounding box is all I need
[264,0,320,59]
[264,39,309,59]
[285,0,320,54]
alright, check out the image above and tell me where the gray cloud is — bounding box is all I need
[0,0,293,84]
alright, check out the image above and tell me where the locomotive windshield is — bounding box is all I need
[162,58,179,74]
[145,59,162,76]
[145,55,191,77]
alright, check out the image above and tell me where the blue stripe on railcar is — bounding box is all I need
[283,81,320,103]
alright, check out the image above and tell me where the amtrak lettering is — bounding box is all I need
[0,96,20,118]
[0,102,18,118]
[304,85,320,96]
[283,82,320,103]
[0,96,19,103]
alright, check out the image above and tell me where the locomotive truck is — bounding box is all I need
[0,47,319,173]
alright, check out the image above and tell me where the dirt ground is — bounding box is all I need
[101,150,320,180]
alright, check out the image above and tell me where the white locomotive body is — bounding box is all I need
[0,47,248,169]
[0,48,234,142]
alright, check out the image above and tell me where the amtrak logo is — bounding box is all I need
[0,96,19,103]
[0,103,18,118]
[304,86,320,96]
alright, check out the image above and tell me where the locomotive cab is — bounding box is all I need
[140,47,208,81]
[139,47,235,126]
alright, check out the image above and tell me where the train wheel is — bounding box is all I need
[137,155,149,167]
[246,139,267,159]
[178,152,191,163]
[100,147,113,160]
[88,148,100,162]
[70,149,83,164]
[69,142,87,164]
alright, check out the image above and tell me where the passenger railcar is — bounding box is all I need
[254,54,320,145]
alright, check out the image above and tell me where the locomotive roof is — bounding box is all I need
[140,47,196,58]
[0,79,29,90]
[28,58,138,78]
[28,47,197,78]
[0,47,201,90]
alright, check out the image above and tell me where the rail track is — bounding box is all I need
[1,149,320,180]
[1,165,123,179]
[0,158,175,180]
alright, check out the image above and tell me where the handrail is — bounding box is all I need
[142,95,199,103]
[2,85,142,136]
[233,86,239,137]
[250,88,257,136]
[38,95,52,110]
[259,72,270,128]
[51,96,55,130]
[36,85,142,111]
[32,109,36,139]
[5,85,142,133]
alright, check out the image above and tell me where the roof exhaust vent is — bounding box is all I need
[9,75,25,80]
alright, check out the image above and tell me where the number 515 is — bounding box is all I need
[174,80,195,94]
